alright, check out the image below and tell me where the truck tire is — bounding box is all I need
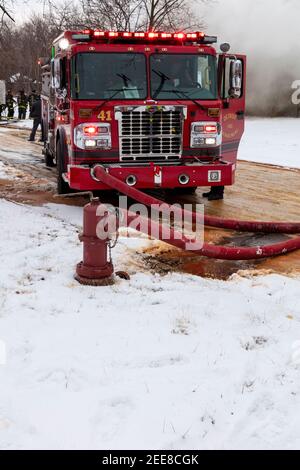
[56,138,69,194]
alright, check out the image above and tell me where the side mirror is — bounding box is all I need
[229,59,243,98]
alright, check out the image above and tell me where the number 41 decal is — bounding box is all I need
[98,110,112,121]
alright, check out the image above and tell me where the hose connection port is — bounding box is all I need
[126,175,137,186]
[178,174,190,185]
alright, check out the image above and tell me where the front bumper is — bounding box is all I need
[67,161,235,191]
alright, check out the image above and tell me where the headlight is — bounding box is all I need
[58,38,70,50]
[74,123,112,150]
[190,121,222,148]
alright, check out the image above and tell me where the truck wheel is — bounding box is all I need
[56,139,70,194]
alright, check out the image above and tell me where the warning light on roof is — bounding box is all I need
[173,33,186,39]
[186,33,197,39]
[72,30,216,44]
[94,31,105,37]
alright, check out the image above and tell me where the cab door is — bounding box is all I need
[218,54,247,164]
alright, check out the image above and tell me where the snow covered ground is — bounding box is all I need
[1,200,300,450]
[0,118,300,450]
[0,118,32,130]
[0,103,32,130]
[239,118,300,169]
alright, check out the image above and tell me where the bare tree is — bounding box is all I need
[141,0,203,31]
[39,0,208,32]
[0,12,62,87]
[42,0,84,29]
[79,0,205,31]
[79,1,142,31]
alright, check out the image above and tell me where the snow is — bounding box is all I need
[1,199,300,450]
[239,118,300,169]
[0,119,32,130]
[9,119,33,130]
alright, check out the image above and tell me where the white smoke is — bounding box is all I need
[200,0,300,116]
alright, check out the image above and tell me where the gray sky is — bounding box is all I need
[11,0,51,23]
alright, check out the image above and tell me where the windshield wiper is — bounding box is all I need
[93,72,135,112]
[93,89,125,113]
[152,69,170,99]
[152,69,207,110]
[162,88,207,111]
[117,73,132,88]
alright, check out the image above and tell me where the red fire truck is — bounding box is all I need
[41,30,246,195]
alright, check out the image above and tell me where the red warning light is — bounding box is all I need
[173,33,186,40]
[148,32,159,39]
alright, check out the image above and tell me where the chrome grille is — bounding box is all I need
[115,106,185,161]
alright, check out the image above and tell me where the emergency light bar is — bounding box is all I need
[70,30,217,44]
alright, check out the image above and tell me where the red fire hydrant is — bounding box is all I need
[75,198,115,286]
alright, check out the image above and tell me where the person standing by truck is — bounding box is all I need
[28,90,38,113]
[28,95,43,142]
[202,186,225,201]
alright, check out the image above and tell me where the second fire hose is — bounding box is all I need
[90,165,300,261]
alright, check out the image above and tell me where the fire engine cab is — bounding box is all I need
[40,30,246,194]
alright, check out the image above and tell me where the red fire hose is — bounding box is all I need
[118,210,299,260]
[91,166,300,261]
[92,166,300,234]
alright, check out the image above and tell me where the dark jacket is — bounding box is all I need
[30,99,41,119]
[6,93,15,107]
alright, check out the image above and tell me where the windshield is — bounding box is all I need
[150,54,217,100]
[71,53,147,100]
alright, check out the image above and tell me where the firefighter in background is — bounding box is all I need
[17,90,28,120]
[28,95,44,142]
[6,90,15,120]
[6,91,15,119]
